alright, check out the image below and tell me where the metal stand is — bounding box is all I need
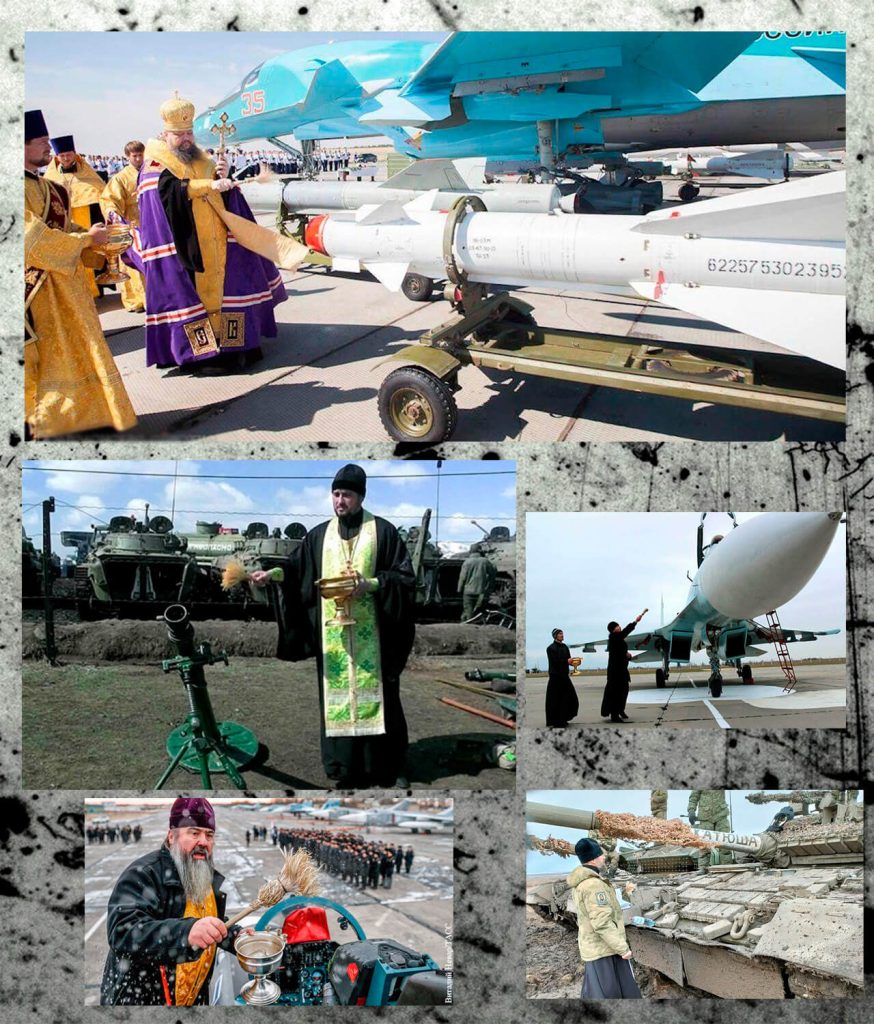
[155,604,259,790]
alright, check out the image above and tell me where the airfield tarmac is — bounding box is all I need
[83,805,452,1006]
[91,175,842,443]
[525,661,847,730]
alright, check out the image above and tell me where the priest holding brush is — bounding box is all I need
[100,798,245,1006]
[250,464,417,789]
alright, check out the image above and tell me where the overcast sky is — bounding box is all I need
[22,459,515,556]
[525,511,845,668]
[526,789,860,875]
[25,31,443,154]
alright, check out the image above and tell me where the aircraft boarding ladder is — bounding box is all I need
[766,610,797,692]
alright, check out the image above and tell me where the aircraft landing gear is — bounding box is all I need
[740,663,754,684]
[655,667,667,688]
[706,642,722,697]
[678,181,700,202]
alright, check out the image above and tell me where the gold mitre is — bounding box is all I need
[160,91,195,132]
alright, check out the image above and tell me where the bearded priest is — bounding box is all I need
[128,93,304,374]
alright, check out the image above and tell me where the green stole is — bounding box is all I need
[320,511,386,737]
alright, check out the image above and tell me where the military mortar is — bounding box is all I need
[156,604,260,790]
[526,798,863,998]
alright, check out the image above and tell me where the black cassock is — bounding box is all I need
[545,640,579,727]
[600,622,636,718]
[580,955,642,999]
[272,511,416,786]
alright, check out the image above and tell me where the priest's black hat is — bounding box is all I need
[331,464,367,496]
[25,110,49,142]
[50,135,76,154]
[574,837,604,864]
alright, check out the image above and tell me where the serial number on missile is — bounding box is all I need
[705,257,845,279]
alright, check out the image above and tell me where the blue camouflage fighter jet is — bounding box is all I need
[194,32,845,166]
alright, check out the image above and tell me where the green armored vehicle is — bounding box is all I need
[179,520,308,616]
[22,528,60,598]
[446,521,517,612]
[402,512,516,621]
[74,514,309,620]
[74,514,202,619]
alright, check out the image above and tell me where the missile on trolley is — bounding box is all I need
[305,170,845,368]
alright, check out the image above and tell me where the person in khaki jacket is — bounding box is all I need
[567,837,641,999]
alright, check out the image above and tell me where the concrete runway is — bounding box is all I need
[84,804,452,1006]
[92,176,842,443]
[525,662,847,730]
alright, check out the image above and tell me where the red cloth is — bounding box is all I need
[282,906,330,944]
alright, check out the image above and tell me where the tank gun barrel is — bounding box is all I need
[527,802,781,860]
[745,791,831,805]
[525,802,600,832]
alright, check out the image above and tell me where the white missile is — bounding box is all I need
[305,171,845,368]
[696,511,842,619]
[245,157,562,216]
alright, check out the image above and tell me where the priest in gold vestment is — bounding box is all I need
[44,133,107,297]
[100,140,147,312]
[24,109,136,438]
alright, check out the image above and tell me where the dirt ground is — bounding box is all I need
[526,910,684,1000]
[22,643,515,789]
[23,618,514,662]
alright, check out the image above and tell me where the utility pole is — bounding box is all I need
[41,496,57,664]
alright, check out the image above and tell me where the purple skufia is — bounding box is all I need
[127,169,287,366]
[169,797,215,830]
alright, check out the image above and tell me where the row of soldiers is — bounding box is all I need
[86,823,142,844]
[279,828,414,889]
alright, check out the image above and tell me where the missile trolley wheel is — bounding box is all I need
[678,182,699,202]
[401,273,435,302]
[379,366,458,442]
[655,668,666,688]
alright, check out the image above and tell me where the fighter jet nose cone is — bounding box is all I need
[698,512,840,619]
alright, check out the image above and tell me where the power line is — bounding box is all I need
[25,503,517,521]
[23,465,515,481]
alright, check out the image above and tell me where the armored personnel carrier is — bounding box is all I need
[74,515,308,620]
[526,795,863,999]
[74,514,202,619]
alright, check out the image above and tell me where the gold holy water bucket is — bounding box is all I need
[317,574,359,627]
[96,223,133,285]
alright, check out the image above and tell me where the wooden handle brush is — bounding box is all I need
[225,848,322,928]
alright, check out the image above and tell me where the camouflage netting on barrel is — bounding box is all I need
[594,810,715,849]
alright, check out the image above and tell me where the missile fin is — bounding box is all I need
[638,171,845,243]
[403,189,442,213]
[632,282,845,369]
[355,200,409,224]
[331,256,361,274]
[362,261,411,292]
